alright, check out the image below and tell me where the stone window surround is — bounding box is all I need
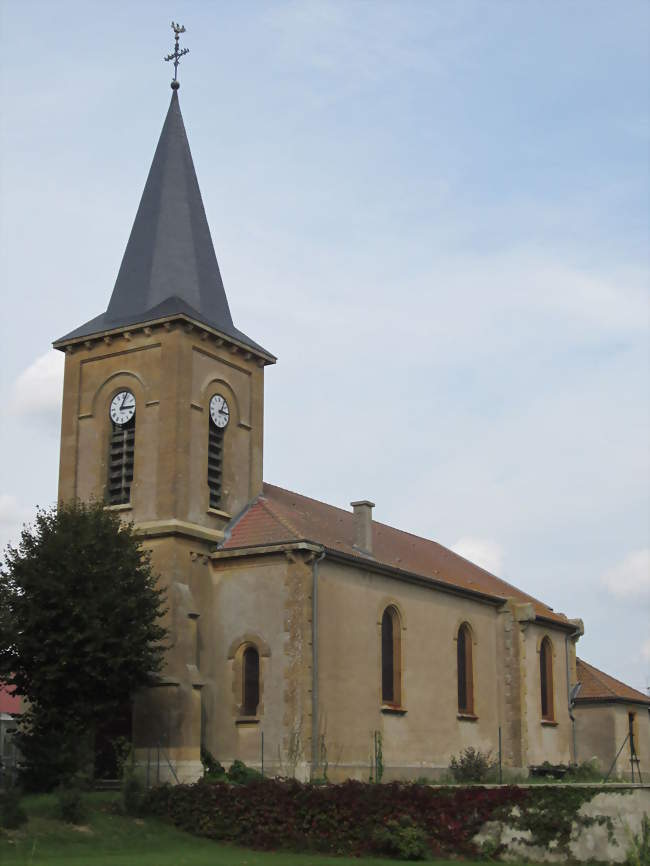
[537,633,556,724]
[227,633,271,724]
[92,373,147,507]
[377,598,406,713]
[454,619,477,720]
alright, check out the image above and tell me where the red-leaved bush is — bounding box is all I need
[144,779,529,856]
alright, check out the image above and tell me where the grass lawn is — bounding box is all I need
[0,791,509,866]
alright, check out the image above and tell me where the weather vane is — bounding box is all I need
[164,22,189,90]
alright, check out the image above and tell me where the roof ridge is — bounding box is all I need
[260,496,303,540]
[263,482,353,520]
[220,495,263,547]
[263,481,564,621]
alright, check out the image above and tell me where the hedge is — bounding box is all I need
[145,778,530,856]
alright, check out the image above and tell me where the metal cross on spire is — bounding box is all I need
[164,22,189,90]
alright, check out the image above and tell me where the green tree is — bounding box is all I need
[0,500,167,789]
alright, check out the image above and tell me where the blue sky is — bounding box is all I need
[1,1,648,691]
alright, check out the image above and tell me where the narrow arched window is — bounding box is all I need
[540,637,554,720]
[107,390,136,505]
[381,606,401,705]
[457,623,474,714]
[242,647,260,716]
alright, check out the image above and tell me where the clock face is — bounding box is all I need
[209,393,230,429]
[109,390,136,426]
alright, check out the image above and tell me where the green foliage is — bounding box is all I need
[625,814,650,866]
[371,815,429,860]
[0,785,28,829]
[502,785,618,852]
[0,500,168,790]
[144,778,529,856]
[479,835,500,860]
[122,773,145,816]
[449,747,494,783]
[111,736,134,779]
[56,784,88,824]
[200,747,225,780]
[564,758,603,782]
[226,759,262,785]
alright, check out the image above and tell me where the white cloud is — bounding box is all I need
[602,550,650,599]
[451,537,504,575]
[11,351,64,425]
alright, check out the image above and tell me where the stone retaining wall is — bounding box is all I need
[474,785,649,863]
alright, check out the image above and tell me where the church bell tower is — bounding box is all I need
[53,30,275,779]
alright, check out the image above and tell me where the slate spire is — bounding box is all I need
[56,91,270,357]
[106,89,234,330]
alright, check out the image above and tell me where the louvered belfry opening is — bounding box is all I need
[108,418,135,504]
[207,422,224,508]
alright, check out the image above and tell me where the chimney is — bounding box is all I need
[350,500,375,555]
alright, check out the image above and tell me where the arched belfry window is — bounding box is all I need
[457,623,474,715]
[381,606,402,706]
[107,390,136,505]
[540,637,554,721]
[208,393,230,509]
[242,647,260,716]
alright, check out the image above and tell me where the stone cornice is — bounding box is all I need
[135,519,225,544]
[52,312,276,366]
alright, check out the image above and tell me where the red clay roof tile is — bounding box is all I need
[222,483,572,626]
[576,657,649,705]
[0,683,21,714]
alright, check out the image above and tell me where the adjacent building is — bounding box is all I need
[573,657,649,781]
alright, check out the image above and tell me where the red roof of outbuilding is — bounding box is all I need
[222,483,571,627]
[0,683,22,715]
[575,658,650,705]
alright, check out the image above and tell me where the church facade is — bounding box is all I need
[55,87,597,783]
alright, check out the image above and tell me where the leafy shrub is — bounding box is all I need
[565,759,602,783]
[122,772,145,816]
[0,786,28,829]
[625,813,650,866]
[372,815,429,860]
[449,747,494,783]
[56,784,88,824]
[227,759,262,785]
[144,778,529,856]
[111,736,133,778]
[201,747,225,780]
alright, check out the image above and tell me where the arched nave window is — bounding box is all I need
[457,623,474,715]
[540,637,554,721]
[242,646,260,717]
[381,606,402,706]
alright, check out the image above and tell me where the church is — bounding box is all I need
[52,71,646,783]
